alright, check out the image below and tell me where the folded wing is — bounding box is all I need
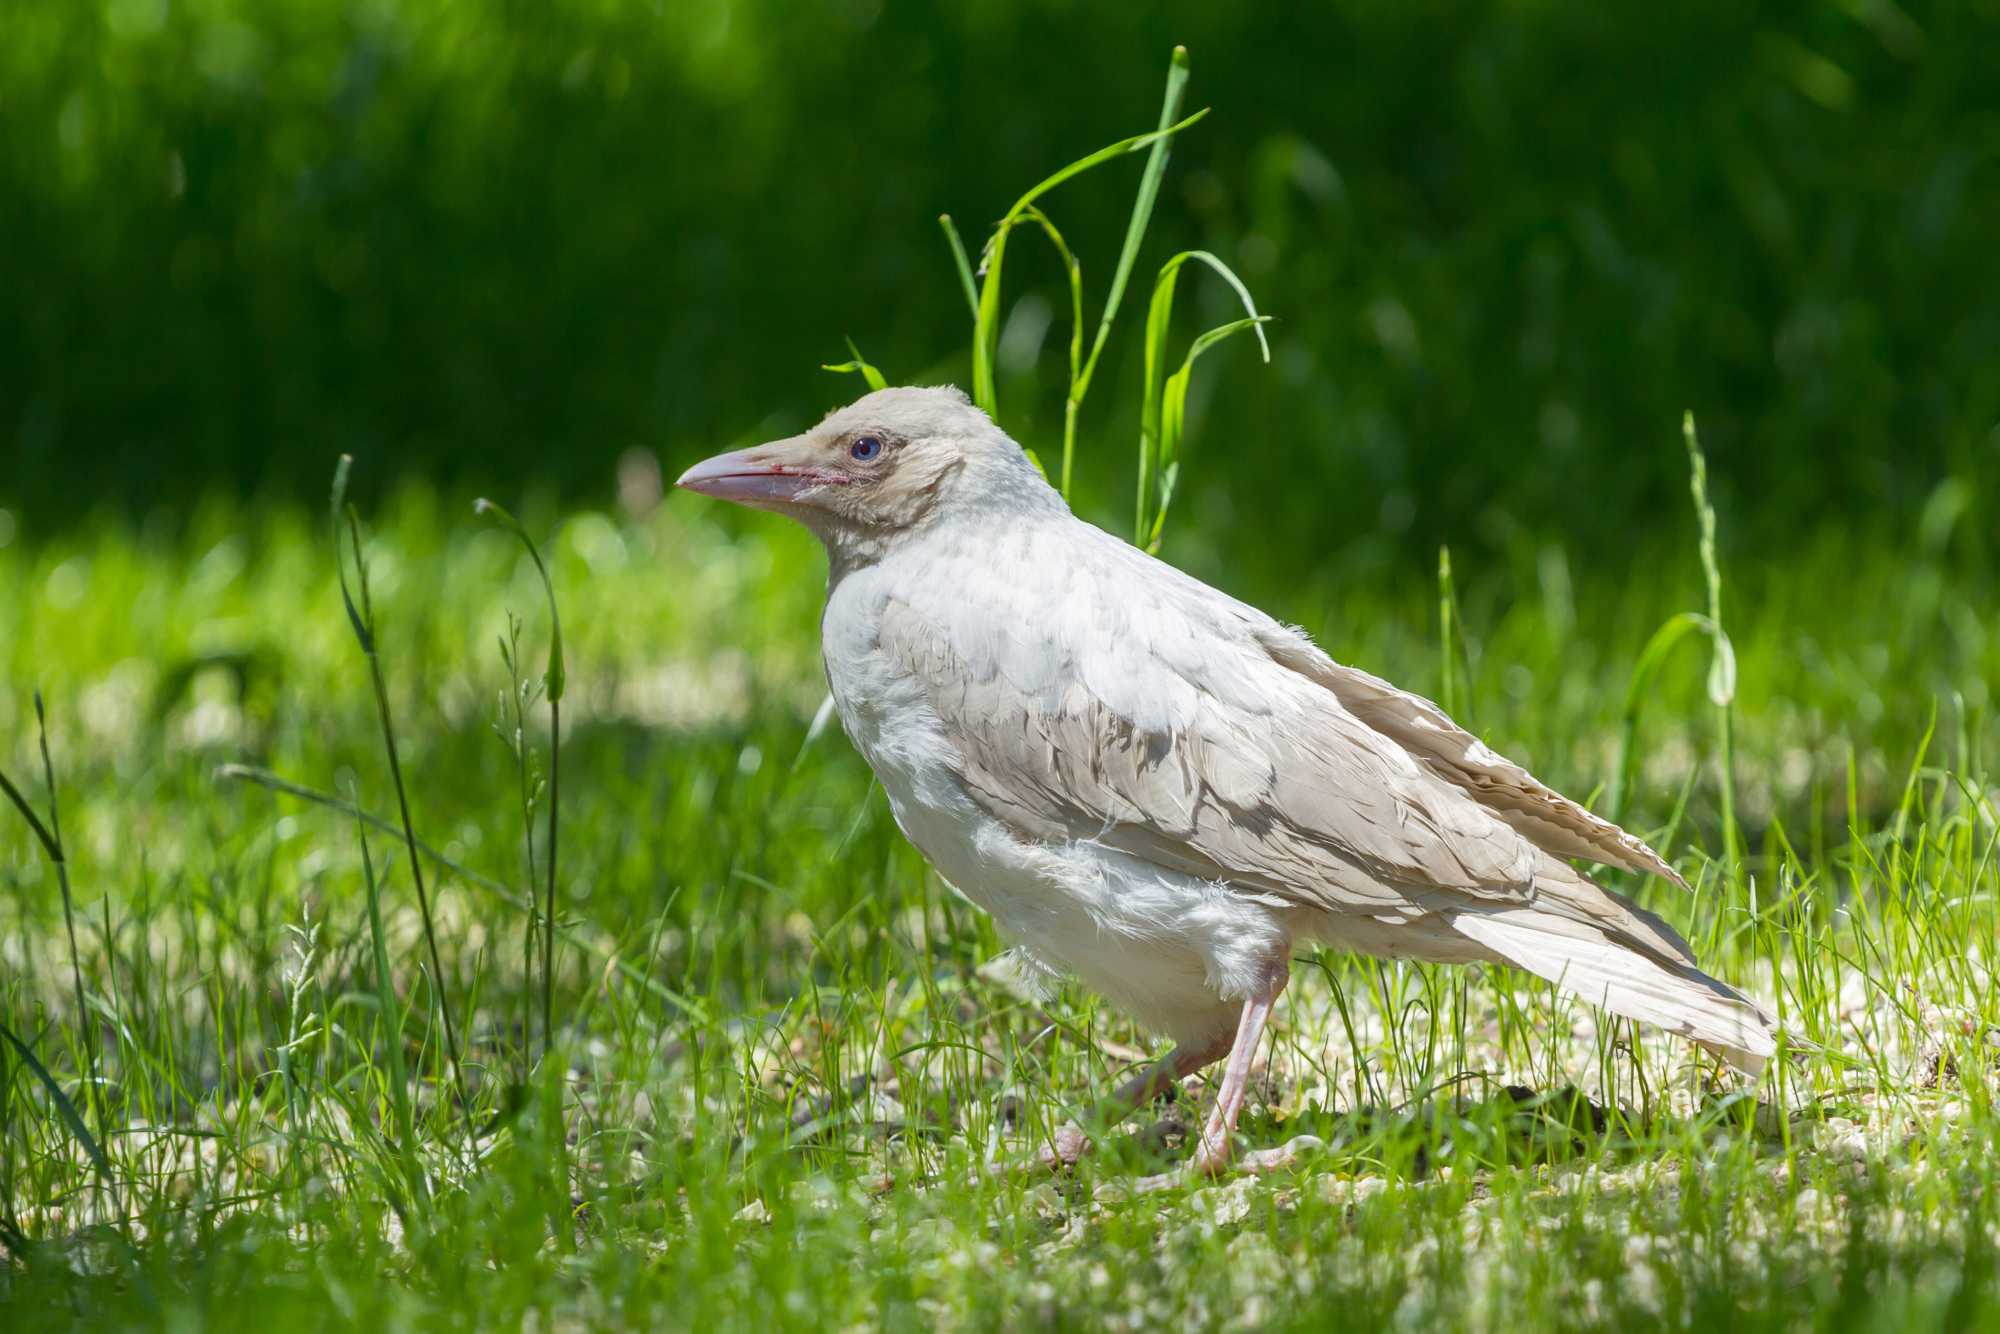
[1244,618,1690,891]
[878,595,1551,917]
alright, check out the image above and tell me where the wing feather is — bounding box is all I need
[1247,620,1690,891]
[877,598,1540,916]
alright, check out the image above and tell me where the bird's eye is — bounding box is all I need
[849,436,883,461]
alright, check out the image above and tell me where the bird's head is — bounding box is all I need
[676,385,1058,564]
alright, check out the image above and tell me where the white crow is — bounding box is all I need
[679,386,1777,1175]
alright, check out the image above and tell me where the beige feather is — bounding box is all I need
[878,598,1541,914]
[1248,620,1691,890]
[1449,909,1778,1069]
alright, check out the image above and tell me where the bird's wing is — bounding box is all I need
[872,531,1554,914]
[1240,618,1689,890]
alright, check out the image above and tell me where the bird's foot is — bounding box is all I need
[977,1120,1095,1183]
[1235,1134,1326,1173]
[1107,1134,1329,1198]
[1186,1132,1234,1180]
[1037,1121,1096,1170]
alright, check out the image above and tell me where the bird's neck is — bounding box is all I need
[815,466,1070,583]
[812,515,920,583]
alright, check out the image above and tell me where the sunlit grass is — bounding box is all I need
[0,472,1996,1329]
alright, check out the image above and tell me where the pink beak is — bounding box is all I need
[675,445,844,505]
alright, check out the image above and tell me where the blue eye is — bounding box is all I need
[850,436,883,461]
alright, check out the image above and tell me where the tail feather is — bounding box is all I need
[1450,907,1779,1071]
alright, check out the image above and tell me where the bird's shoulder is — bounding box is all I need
[839,510,1277,736]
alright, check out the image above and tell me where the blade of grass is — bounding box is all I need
[0,1018,113,1188]
[333,458,469,1131]
[0,764,59,861]
[494,612,546,1079]
[823,337,888,392]
[1135,249,1269,550]
[2,697,103,1169]
[1685,412,1740,885]
[474,499,565,1070]
[1608,611,1732,827]
[970,111,1208,416]
[1143,312,1269,552]
[347,778,426,1213]
[1063,45,1192,501]
[1438,547,1459,721]
[1082,46,1191,400]
[792,694,839,776]
[1436,546,1476,729]
[1011,205,1087,498]
[213,763,712,1022]
[216,764,505,893]
[938,215,979,324]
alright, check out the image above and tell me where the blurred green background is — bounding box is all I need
[3,0,1997,586]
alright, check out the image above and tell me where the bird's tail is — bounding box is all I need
[1450,907,1780,1072]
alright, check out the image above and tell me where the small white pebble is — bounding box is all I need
[1623,1262,1662,1314]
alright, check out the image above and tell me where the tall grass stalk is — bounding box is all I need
[277,905,320,1202]
[331,457,469,1128]
[822,337,888,393]
[936,49,1270,545]
[494,616,546,1071]
[947,49,1199,498]
[1683,412,1741,882]
[0,700,103,1164]
[349,779,425,1216]
[474,499,566,1069]
[1436,545,1473,726]
[1603,416,1739,861]
[1606,612,1733,828]
[1133,251,1268,552]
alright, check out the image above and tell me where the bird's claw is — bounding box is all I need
[1112,1134,1330,1197]
[977,1120,1095,1183]
[1040,1122,1096,1168]
[1236,1134,1326,1173]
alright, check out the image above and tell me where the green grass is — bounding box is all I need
[1,474,1998,1330]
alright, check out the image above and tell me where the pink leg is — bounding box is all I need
[1190,971,1288,1176]
[1107,1038,1230,1110]
[976,1032,1224,1176]
[982,1036,1232,1181]
[1022,1041,1226,1173]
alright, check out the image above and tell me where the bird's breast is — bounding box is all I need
[821,583,979,829]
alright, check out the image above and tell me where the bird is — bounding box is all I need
[677,385,1778,1176]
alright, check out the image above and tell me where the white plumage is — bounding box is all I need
[679,385,1778,1173]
